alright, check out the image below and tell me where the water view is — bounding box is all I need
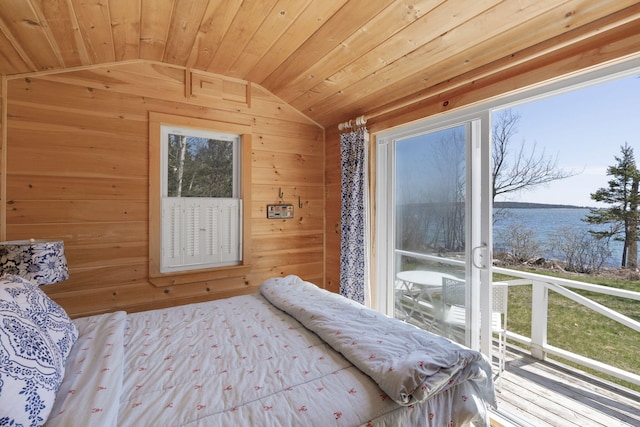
[493,206,623,268]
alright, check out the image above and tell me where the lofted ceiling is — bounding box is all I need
[1,0,639,128]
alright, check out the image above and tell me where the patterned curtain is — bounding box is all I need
[340,126,369,305]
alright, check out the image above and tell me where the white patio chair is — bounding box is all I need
[442,278,509,390]
[491,282,509,391]
[394,278,412,321]
[441,277,466,343]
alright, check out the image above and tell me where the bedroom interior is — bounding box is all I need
[0,0,638,316]
[1,1,639,426]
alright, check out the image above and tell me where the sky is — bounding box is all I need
[495,73,640,207]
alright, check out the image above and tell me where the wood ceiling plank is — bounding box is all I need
[139,0,175,61]
[162,0,209,65]
[0,0,62,71]
[204,0,278,75]
[303,0,578,122]
[70,0,116,64]
[109,0,141,61]
[0,0,637,129]
[290,0,517,112]
[330,0,640,127]
[225,0,312,79]
[260,0,392,94]
[32,0,90,68]
[186,0,243,70]
[244,0,347,83]
[315,2,640,127]
[0,20,34,74]
[373,17,640,133]
[275,0,451,104]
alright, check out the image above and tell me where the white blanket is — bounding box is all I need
[260,275,496,406]
[46,311,126,427]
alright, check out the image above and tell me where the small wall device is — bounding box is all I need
[267,204,294,219]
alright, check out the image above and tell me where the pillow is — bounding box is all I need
[0,274,78,426]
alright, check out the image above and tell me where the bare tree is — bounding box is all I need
[492,109,575,201]
[431,128,466,251]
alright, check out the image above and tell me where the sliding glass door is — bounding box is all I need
[376,114,492,354]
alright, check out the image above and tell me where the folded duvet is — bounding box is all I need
[259,275,496,407]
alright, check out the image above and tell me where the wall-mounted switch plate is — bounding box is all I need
[267,204,294,219]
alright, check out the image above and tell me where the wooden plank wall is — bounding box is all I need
[3,61,325,318]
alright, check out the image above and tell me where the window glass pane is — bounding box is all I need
[396,126,466,254]
[394,125,469,345]
[167,134,234,198]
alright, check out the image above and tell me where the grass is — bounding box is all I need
[499,268,640,392]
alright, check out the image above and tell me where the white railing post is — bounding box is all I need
[530,280,548,360]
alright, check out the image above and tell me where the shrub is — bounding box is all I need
[495,223,542,264]
[549,227,612,273]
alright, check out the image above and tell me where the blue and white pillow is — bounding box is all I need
[0,274,78,426]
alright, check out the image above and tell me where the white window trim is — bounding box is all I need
[148,112,252,286]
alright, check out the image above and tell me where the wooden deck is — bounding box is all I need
[395,294,640,426]
[493,346,640,427]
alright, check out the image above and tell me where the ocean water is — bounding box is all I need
[493,207,623,268]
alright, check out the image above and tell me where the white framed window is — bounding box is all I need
[160,125,242,273]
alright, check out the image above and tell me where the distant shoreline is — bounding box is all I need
[494,201,594,209]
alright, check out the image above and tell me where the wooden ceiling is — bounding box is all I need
[1,0,639,127]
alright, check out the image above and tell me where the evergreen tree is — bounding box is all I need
[584,143,640,268]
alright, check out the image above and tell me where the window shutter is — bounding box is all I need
[161,198,183,268]
[183,199,202,265]
[203,201,219,258]
[218,199,241,262]
[161,197,241,272]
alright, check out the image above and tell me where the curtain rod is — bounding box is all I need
[338,115,367,131]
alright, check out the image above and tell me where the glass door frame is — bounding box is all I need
[374,110,493,356]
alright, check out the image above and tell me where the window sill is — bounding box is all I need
[149,264,251,287]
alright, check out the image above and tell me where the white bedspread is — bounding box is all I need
[46,276,496,426]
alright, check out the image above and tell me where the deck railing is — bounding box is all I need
[396,249,640,388]
[492,266,640,387]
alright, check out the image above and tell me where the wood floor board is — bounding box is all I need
[496,347,640,427]
[392,304,640,426]
[500,369,613,426]
[510,356,640,424]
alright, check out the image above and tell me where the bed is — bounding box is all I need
[1,274,496,426]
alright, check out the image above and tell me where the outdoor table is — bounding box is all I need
[395,270,459,329]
